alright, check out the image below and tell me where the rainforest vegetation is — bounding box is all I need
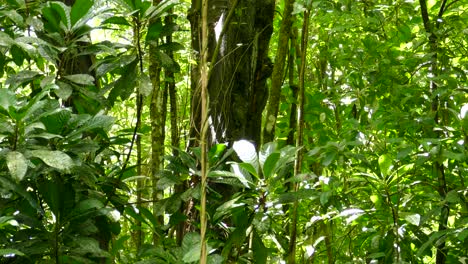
[0,0,467,263]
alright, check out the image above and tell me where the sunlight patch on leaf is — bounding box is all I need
[339,208,365,224]
[6,151,28,181]
[29,150,74,171]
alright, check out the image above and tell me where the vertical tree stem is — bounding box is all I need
[263,0,296,144]
[288,9,310,264]
[418,1,450,263]
[200,0,209,262]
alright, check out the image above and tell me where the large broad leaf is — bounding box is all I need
[152,50,180,72]
[213,196,244,222]
[378,154,393,177]
[28,150,74,171]
[101,16,131,26]
[42,2,71,32]
[0,249,25,257]
[0,32,15,47]
[40,109,72,135]
[0,176,42,214]
[63,74,95,86]
[146,20,163,42]
[0,89,16,114]
[17,89,49,122]
[5,70,40,89]
[66,114,114,139]
[144,0,179,20]
[262,152,280,179]
[230,163,254,187]
[182,232,202,263]
[233,140,259,174]
[38,178,75,220]
[252,231,268,264]
[259,142,277,168]
[6,151,28,181]
[71,237,110,258]
[70,0,93,26]
[108,59,138,105]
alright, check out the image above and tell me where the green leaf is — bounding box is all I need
[151,50,180,72]
[0,32,15,47]
[182,232,201,262]
[208,143,227,165]
[28,150,74,171]
[70,0,93,26]
[156,42,185,52]
[70,114,114,137]
[401,212,420,226]
[77,198,104,212]
[0,10,24,26]
[71,237,110,258]
[55,81,73,100]
[145,0,179,20]
[0,249,25,257]
[37,179,61,216]
[5,70,40,89]
[208,254,223,264]
[368,252,385,259]
[397,23,412,42]
[252,231,268,263]
[6,151,28,181]
[276,189,318,204]
[0,89,16,113]
[63,74,95,86]
[42,2,71,31]
[40,109,72,135]
[445,190,460,203]
[233,139,259,173]
[108,59,138,105]
[322,151,336,167]
[214,196,244,221]
[101,16,131,26]
[146,20,163,42]
[259,142,277,167]
[0,176,42,214]
[236,163,258,180]
[378,154,393,177]
[262,152,280,179]
[11,44,25,66]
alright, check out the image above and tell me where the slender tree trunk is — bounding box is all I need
[263,0,296,144]
[164,8,184,246]
[134,13,145,253]
[149,0,165,246]
[286,29,298,146]
[199,0,209,262]
[418,1,449,263]
[287,8,310,264]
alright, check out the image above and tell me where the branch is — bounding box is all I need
[437,0,448,18]
[418,0,432,33]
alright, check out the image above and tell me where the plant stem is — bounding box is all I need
[200,0,209,262]
[287,8,310,264]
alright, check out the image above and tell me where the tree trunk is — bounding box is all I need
[149,0,165,246]
[263,0,296,144]
[188,0,275,148]
[418,1,449,263]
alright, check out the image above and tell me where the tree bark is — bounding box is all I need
[418,1,449,263]
[149,0,165,246]
[263,0,296,144]
[188,0,275,148]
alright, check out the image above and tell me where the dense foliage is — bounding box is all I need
[0,0,467,263]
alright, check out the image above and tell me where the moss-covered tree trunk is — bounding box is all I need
[149,0,166,245]
[263,0,296,144]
